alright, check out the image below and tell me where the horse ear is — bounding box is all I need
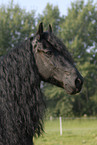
[48,24,52,33]
[37,22,43,35]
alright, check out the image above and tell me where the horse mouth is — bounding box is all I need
[71,88,81,95]
[63,85,82,95]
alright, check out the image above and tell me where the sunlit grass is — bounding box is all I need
[34,118,97,145]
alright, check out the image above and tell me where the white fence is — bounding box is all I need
[48,116,97,120]
[46,116,97,136]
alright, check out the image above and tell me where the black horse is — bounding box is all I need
[0,23,83,145]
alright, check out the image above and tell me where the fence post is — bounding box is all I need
[59,117,62,136]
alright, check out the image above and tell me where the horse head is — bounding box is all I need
[31,23,83,94]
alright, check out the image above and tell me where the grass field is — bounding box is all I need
[34,118,97,145]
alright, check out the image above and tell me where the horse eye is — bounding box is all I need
[45,50,52,55]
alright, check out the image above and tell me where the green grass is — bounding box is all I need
[34,118,97,145]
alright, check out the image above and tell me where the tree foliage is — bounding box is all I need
[0,1,36,56]
[0,0,97,117]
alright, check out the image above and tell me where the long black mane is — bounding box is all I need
[0,38,45,145]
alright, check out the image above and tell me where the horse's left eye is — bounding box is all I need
[45,51,52,56]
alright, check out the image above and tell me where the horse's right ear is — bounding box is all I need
[48,24,52,33]
[37,22,43,35]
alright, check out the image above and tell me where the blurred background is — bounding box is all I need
[0,0,97,144]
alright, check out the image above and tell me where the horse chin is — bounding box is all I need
[63,85,79,95]
[66,87,81,95]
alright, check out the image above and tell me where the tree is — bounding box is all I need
[0,0,97,117]
[60,0,97,62]
[0,0,36,56]
[43,83,74,117]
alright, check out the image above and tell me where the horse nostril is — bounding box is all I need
[75,77,82,89]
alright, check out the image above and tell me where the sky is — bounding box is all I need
[0,0,96,16]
